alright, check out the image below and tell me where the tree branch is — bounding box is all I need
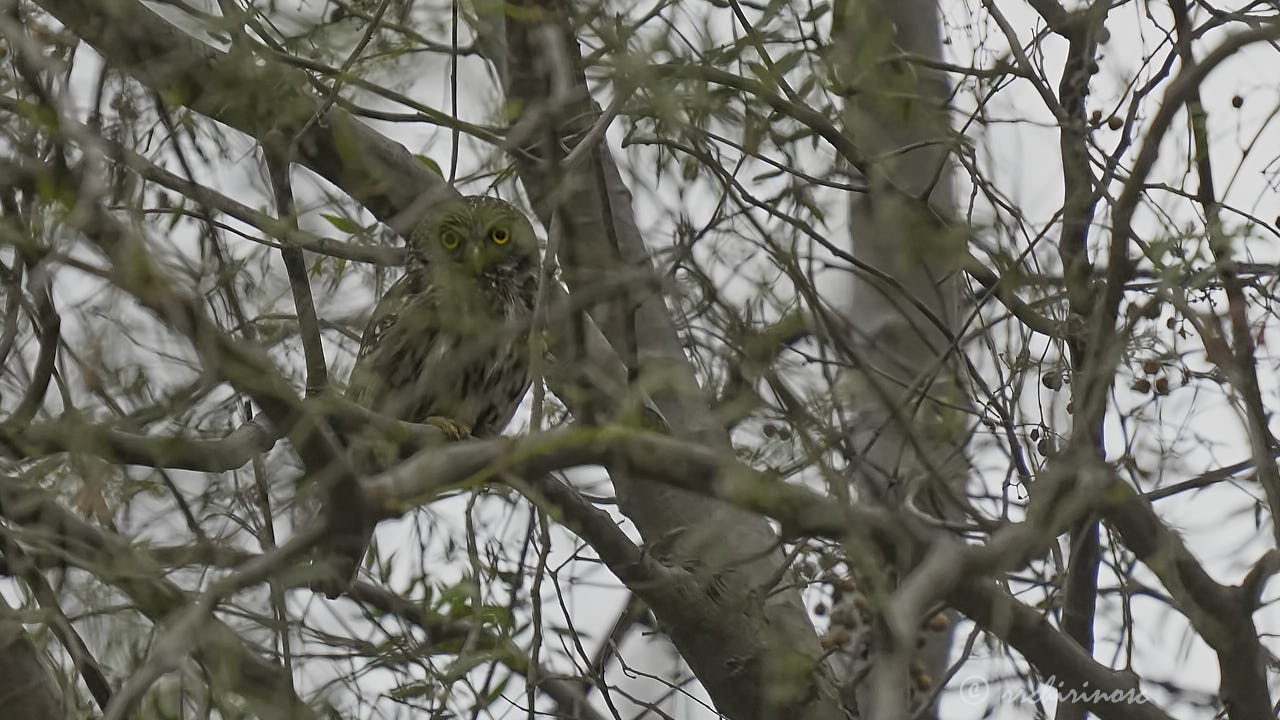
[0,475,318,720]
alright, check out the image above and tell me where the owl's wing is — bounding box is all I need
[355,275,414,361]
[345,273,447,418]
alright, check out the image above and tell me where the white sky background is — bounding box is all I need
[5,0,1280,718]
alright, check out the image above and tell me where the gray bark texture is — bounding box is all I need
[832,0,968,716]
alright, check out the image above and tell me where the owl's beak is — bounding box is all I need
[466,244,488,274]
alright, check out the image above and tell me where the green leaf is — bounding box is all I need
[477,676,511,708]
[773,50,805,77]
[796,73,819,98]
[743,110,767,155]
[388,681,436,701]
[802,2,831,22]
[320,213,361,234]
[494,163,519,184]
[747,61,771,85]
[760,0,789,23]
[475,604,514,630]
[415,154,443,177]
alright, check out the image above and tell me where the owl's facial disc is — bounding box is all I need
[435,227,511,274]
[412,197,536,280]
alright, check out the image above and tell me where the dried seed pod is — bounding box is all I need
[1154,376,1171,395]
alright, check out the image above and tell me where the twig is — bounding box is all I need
[263,130,328,396]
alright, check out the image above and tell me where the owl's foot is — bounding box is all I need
[426,416,471,441]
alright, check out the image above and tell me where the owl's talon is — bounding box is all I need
[426,416,471,441]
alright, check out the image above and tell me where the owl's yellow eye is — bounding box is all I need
[440,231,461,250]
[490,227,510,245]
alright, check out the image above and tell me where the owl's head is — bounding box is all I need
[408,196,538,282]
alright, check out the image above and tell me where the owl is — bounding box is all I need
[318,196,539,596]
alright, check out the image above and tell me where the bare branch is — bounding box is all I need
[263,130,328,396]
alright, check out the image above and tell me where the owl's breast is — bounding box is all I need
[347,259,538,445]
[351,301,533,436]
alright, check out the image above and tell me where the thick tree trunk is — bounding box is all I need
[477,3,846,719]
[831,0,967,715]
